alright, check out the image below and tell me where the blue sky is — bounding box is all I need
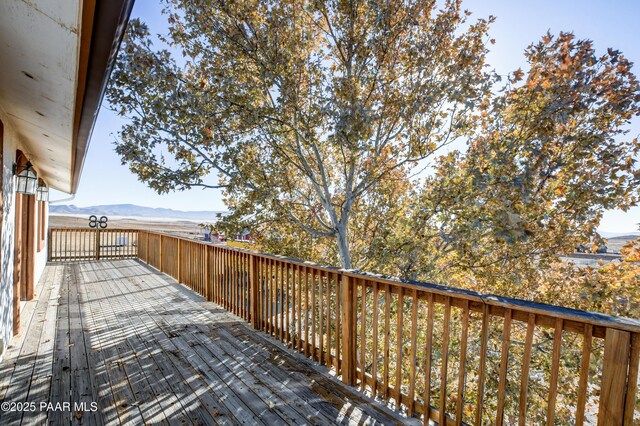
[52,0,640,233]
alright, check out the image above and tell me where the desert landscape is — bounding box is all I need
[49,214,204,240]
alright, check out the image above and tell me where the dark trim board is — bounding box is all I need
[71,0,135,194]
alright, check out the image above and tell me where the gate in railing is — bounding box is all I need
[48,228,138,261]
[50,228,640,424]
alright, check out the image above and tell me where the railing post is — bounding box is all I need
[94,229,101,260]
[47,229,52,261]
[340,272,356,385]
[145,231,149,262]
[204,246,211,301]
[598,328,631,425]
[159,235,164,272]
[177,238,182,283]
[249,254,259,328]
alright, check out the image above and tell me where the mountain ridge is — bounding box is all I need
[49,204,226,221]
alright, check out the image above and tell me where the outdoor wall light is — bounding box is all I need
[36,179,49,201]
[13,161,38,195]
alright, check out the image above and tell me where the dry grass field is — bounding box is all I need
[49,214,204,239]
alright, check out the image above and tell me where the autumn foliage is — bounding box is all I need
[106,0,640,310]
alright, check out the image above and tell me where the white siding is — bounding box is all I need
[0,108,48,362]
[0,111,17,361]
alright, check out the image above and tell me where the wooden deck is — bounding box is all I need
[0,259,414,425]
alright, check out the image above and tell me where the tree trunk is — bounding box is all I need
[336,224,352,269]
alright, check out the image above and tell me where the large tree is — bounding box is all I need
[371,32,640,295]
[107,0,494,268]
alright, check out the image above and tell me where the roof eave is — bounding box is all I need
[71,0,135,194]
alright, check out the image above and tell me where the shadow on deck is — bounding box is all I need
[0,259,412,425]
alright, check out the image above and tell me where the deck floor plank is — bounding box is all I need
[67,263,100,426]
[79,264,146,425]
[75,265,122,425]
[22,265,63,426]
[96,263,206,425]
[1,259,415,426]
[2,266,57,425]
[88,263,169,425]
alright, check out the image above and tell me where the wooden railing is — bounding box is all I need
[52,229,640,424]
[48,228,138,261]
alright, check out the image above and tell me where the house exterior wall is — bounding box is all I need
[0,108,48,363]
[0,111,18,362]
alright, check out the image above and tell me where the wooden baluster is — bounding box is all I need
[47,229,52,261]
[236,252,240,314]
[205,246,211,301]
[395,287,404,407]
[340,273,356,385]
[238,252,242,317]
[237,252,241,315]
[272,259,277,336]
[319,270,324,365]
[423,293,434,425]
[546,318,563,425]
[227,250,232,310]
[94,229,100,260]
[439,297,451,426]
[249,254,258,327]
[158,235,164,272]
[297,264,302,352]
[372,282,379,398]
[286,263,291,344]
[232,250,236,311]
[223,248,227,306]
[270,258,275,336]
[177,238,182,283]
[218,247,223,304]
[291,264,296,346]
[455,300,470,425]
[496,309,513,426]
[279,262,285,342]
[333,272,339,371]
[311,268,317,359]
[518,313,536,425]
[383,284,391,402]
[240,252,244,317]
[274,260,278,337]
[360,281,367,391]
[257,256,262,328]
[304,266,309,356]
[408,289,418,416]
[475,304,490,426]
[576,323,593,426]
[216,247,220,304]
[221,249,226,308]
[326,271,332,367]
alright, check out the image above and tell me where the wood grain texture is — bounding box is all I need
[598,328,631,426]
[0,259,413,426]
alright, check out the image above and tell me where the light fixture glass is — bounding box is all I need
[36,180,49,201]
[15,161,38,195]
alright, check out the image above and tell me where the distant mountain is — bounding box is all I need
[49,204,226,221]
[599,231,640,238]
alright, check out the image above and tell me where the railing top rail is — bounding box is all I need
[55,228,640,334]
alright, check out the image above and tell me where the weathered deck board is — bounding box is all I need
[1,259,415,425]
